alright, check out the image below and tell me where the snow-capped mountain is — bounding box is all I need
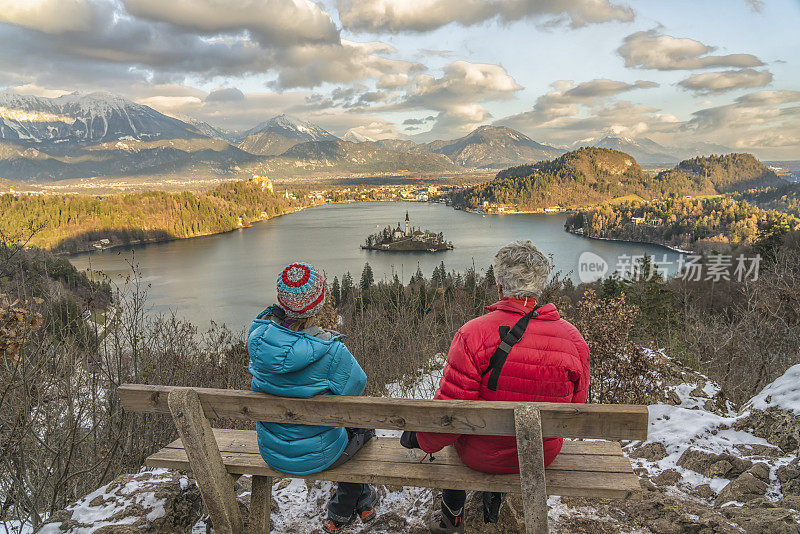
[0,91,200,146]
[342,129,375,143]
[237,114,339,156]
[423,125,565,169]
[585,135,680,166]
[172,114,239,144]
[0,91,261,182]
[575,135,735,166]
[242,114,338,142]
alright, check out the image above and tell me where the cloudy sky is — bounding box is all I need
[1,0,798,158]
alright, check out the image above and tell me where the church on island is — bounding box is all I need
[362,212,454,252]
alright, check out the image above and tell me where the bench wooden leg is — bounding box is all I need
[249,476,273,533]
[168,388,244,534]
[515,405,548,534]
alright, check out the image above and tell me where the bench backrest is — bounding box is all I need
[118,384,648,441]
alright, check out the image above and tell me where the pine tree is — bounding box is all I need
[431,263,443,287]
[465,266,477,291]
[411,263,424,285]
[331,276,341,307]
[416,282,428,318]
[484,264,496,287]
[454,272,464,288]
[341,272,354,302]
[360,262,375,291]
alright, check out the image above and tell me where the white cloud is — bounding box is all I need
[337,0,634,33]
[686,90,800,132]
[397,61,521,137]
[408,61,521,104]
[292,60,522,137]
[377,73,411,89]
[0,0,103,34]
[678,69,773,94]
[0,1,424,91]
[678,90,800,158]
[271,40,424,89]
[344,120,401,140]
[618,30,764,70]
[561,78,658,98]
[8,84,73,98]
[205,87,246,102]
[121,0,339,47]
[745,0,764,12]
[493,80,800,158]
[497,78,658,130]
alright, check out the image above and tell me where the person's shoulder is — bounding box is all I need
[454,308,511,352]
[551,316,588,350]
[459,308,504,334]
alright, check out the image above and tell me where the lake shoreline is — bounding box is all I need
[61,199,436,258]
[452,203,691,253]
[60,205,314,257]
[564,227,693,254]
[67,201,686,328]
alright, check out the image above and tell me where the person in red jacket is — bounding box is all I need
[401,240,590,533]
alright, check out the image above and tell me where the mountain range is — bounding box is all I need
[421,125,565,169]
[0,90,733,183]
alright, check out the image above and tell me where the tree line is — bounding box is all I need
[0,180,304,253]
[565,196,800,251]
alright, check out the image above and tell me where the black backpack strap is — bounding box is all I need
[481,305,542,391]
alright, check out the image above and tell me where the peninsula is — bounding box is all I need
[362,212,454,252]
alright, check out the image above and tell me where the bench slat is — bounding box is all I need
[119,384,648,440]
[145,431,641,499]
[162,430,632,472]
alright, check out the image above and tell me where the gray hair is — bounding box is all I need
[493,241,552,298]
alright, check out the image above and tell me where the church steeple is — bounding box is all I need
[404,211,410,236]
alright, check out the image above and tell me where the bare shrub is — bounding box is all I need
[338,267,497,397]
[0,254,250,531]
[678,245,800,404]
[561,289,659,405]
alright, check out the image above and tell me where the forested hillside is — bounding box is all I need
[565,196,800,251]
[451,149,784,212]
[736,182,800,217]
[0,181,302,253]
[451,147,702,210]
[676,153,782,192]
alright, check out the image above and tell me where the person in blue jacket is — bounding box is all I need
[248,262,377,533]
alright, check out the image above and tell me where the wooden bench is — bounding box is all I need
[118,384,648,534]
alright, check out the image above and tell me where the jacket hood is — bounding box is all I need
[486,298,560,320]
[248,318,339,374]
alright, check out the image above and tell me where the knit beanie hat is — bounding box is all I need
[276,262,326,318]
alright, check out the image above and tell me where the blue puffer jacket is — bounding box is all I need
[247,310,367,475]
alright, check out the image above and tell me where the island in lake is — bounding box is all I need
[362,211,454,252]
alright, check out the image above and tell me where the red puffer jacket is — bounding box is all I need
[416,298,590,474]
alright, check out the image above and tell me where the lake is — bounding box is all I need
[69,201,681,329]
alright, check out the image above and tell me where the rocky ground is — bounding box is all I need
[33,360,800,533]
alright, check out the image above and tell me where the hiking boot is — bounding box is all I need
[357,505,376,523]
[322,516,353,533]
[482,491,505,523]
[357,486,378,523]
[429,510,465,534]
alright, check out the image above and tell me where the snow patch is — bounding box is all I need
[36,469,178,534]
[746,363,800,415]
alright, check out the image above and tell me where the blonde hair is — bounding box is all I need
[285,295,338,331]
